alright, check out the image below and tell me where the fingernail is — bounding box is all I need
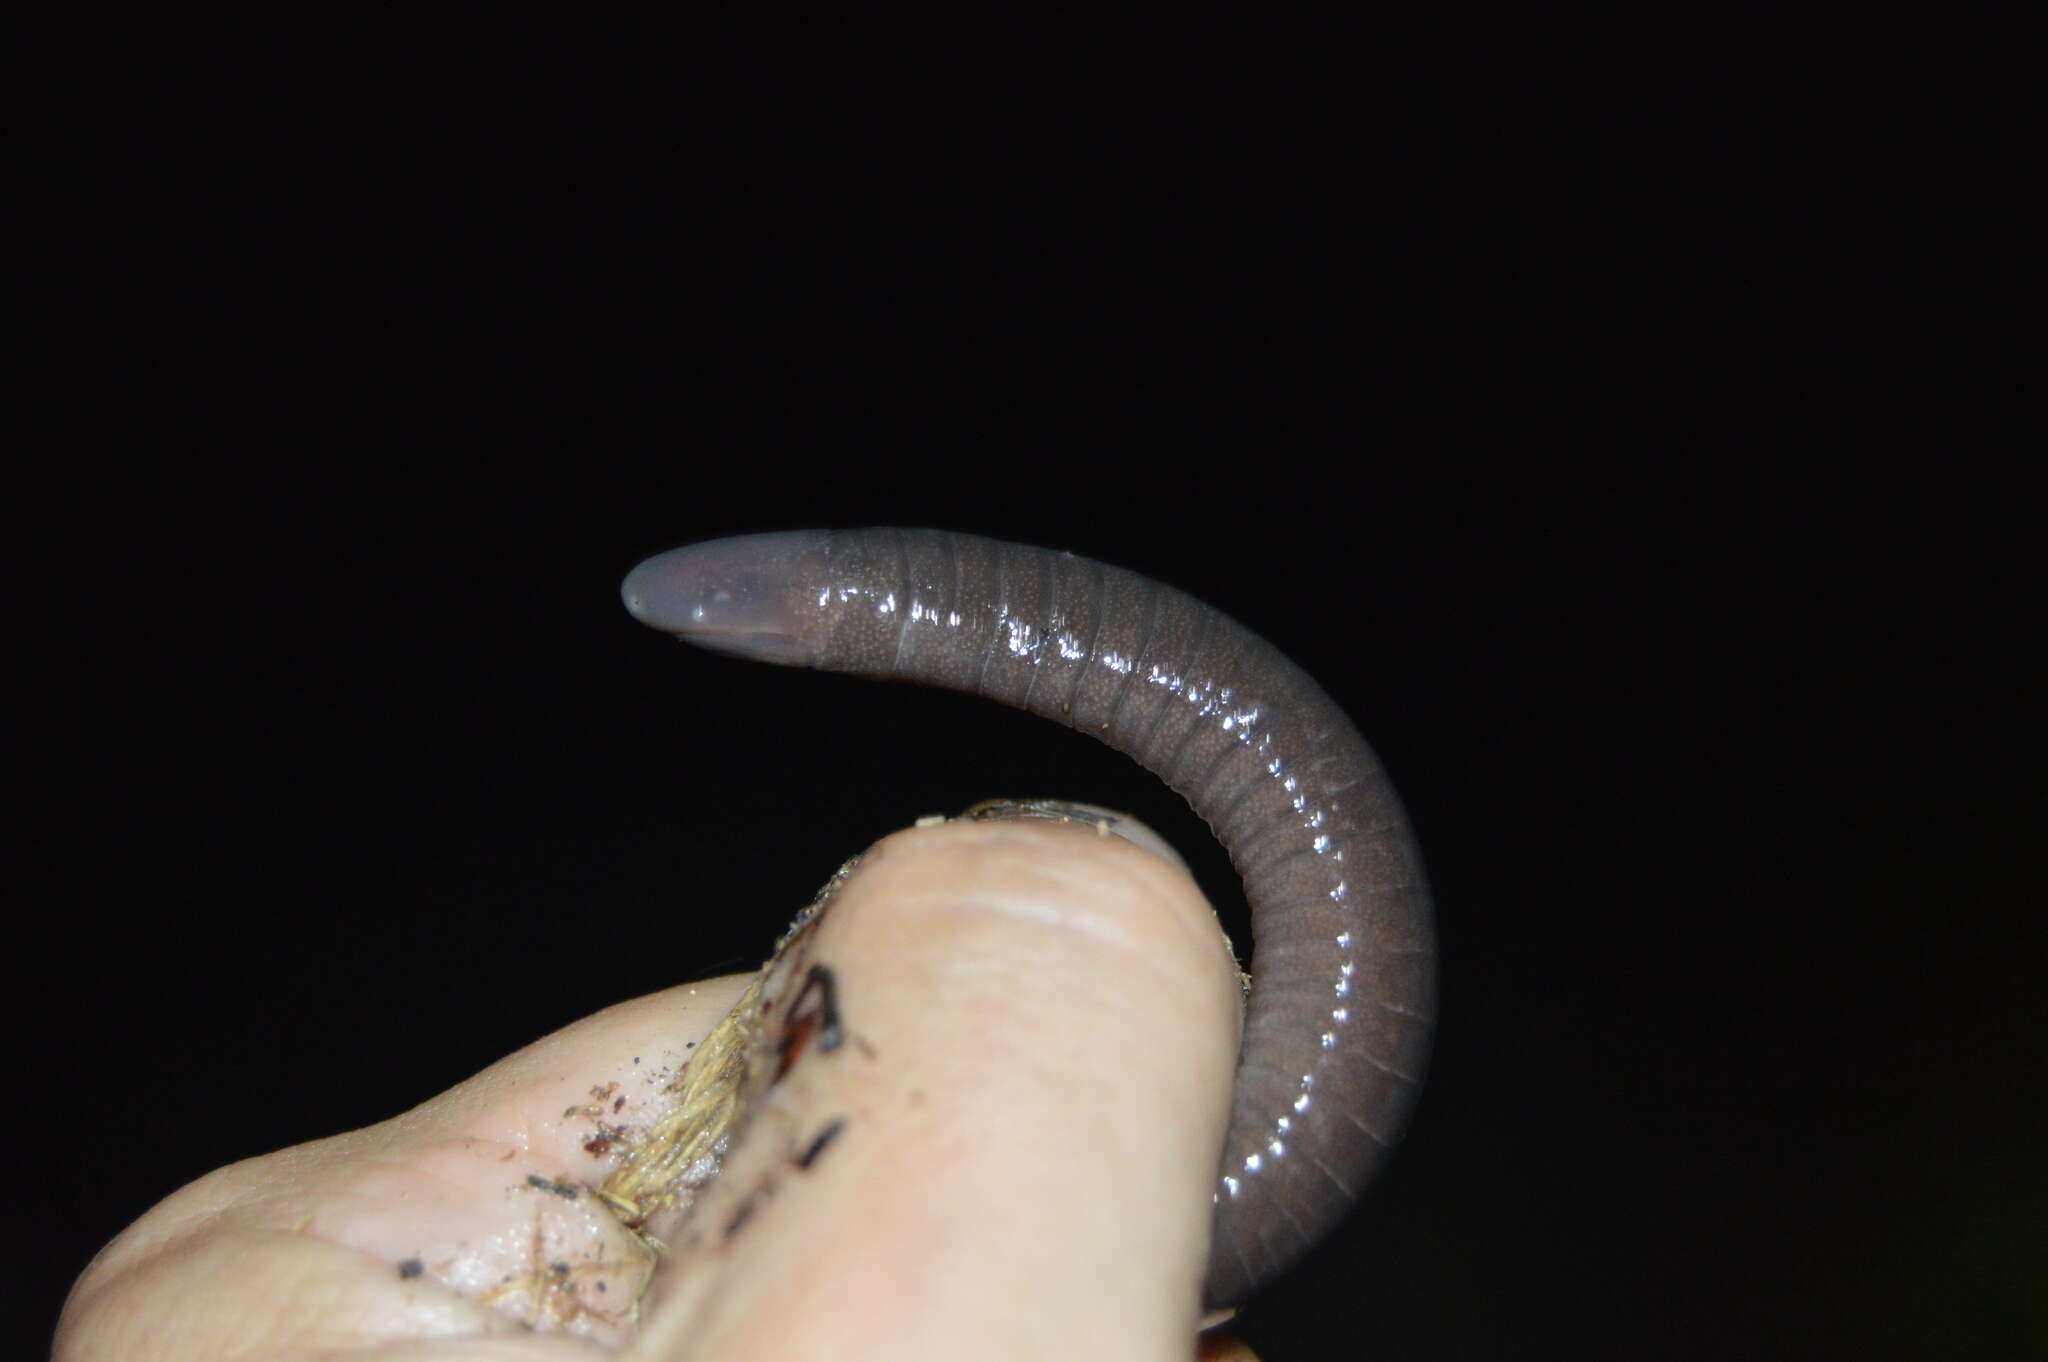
[955,798,1191,875]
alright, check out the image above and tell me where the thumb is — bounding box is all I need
[629,815,1242,1362]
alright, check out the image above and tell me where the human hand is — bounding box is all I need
[55,817,1255,1361]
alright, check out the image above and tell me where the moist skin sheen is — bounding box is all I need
[622,527,1435,1308]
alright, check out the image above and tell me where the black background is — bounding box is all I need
[10,16,2037,1360]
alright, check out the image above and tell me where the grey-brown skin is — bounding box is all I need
[621,528,1436,1308]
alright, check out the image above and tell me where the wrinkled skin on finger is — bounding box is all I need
[56,819,1248,1362]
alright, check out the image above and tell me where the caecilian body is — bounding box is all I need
[622,527,1435,1308]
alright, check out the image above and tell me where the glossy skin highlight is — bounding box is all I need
[622,528,1435,1307]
